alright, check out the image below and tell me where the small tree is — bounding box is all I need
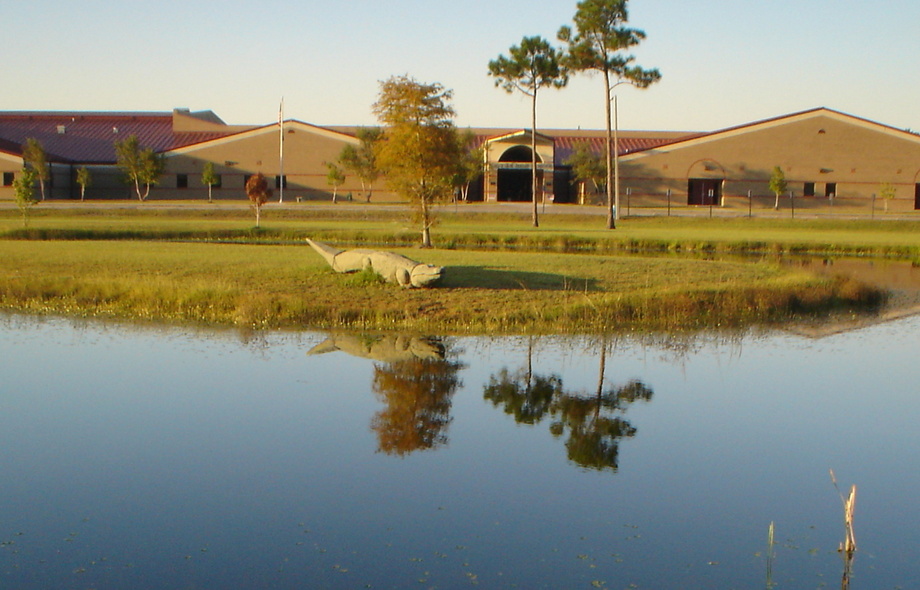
[454,130,484,202]
[245,172,272,227]
[201,161,218,203]
[22,138,50,201]
[769,166,788,210]
[566,142,605,204]
[325,162,345,204]
[880,182,896,212]
[13,167,39,227]
[338,127,381,202]
[114,134,165,201]
[489,36,568,227]
[373,75,463,248]
[76,166,92,201]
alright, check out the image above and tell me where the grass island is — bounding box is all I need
[2,203,917,334]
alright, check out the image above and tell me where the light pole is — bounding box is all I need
[611,81,636,222]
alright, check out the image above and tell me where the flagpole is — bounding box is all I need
[278,97,285,203]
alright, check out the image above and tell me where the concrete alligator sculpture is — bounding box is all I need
[306,239,443,288]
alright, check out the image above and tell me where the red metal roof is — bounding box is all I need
[1,111,702,168]
[553,135,684,165]
[470,131,693,166]
[0,112,231,164]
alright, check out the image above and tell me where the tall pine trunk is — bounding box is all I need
[531,91,539,228]
[604,69,615,230]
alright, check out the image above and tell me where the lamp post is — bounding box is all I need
[611,81,637,222]
[614,94,620,221]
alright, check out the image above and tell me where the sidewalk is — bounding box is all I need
[2,199,918,221]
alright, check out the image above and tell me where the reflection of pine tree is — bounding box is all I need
[484,368,562,424]
[549,379,652,471]
[483,339,653,471]
[371,354,464,456]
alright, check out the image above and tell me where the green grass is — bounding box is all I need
[3,206,919,258]
[0,238,882,334]
[1,204,907,332]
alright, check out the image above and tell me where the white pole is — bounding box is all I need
[278,97,284,203]
[614,95,620,221]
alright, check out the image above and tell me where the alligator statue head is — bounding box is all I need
[409,263,443,288]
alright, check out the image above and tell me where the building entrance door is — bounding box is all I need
[497,168,536,202]
[688,178,722,205]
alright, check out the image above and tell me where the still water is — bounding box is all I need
[1,313,918,589]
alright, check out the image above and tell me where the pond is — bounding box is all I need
[1,312,918,589]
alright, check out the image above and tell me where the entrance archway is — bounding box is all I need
[496,146,542,202]
[686,159,726,206]
[499,146,536,163]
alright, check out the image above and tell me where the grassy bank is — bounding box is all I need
[0,239,882,334]
[3,205,920,259]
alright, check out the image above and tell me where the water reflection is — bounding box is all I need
[484,337,653,471]
[307,333,447,362]
[790,257,920,292]
[309,333,465,455]
[4,313,920,589]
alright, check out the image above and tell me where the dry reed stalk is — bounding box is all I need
[765,521,775,589]
[830,469,857,554]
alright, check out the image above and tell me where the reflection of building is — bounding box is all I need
[3,107,920,210]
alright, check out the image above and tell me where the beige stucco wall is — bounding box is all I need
[0,151,23,200]
[159,123,399,201]
[620,112,920,210]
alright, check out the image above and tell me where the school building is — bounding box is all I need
[2,106,919,211]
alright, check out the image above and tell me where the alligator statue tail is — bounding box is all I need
[306,239,343,270]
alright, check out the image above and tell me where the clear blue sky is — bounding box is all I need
[5,0,918,133]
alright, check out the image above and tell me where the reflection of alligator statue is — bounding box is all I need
[306,239,443,288]
[307,334,445,363]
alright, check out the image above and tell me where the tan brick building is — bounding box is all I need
[2,107,918,210]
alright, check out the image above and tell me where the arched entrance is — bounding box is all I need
[497,146,542,202]
[686,159,726,205]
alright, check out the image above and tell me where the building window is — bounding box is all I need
[825,182,836,198]
[803,182,815,197]
[2,172,13,187]
[176,173,188,189]
[275,175,287,189]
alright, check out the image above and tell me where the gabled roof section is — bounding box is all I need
[622,107,920,160]
[164,119,359,156]
[172,108,234,132]
[480,128,696,165]
[0,136,22,162]
[0,111,233,164]
[485,129,556,143]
